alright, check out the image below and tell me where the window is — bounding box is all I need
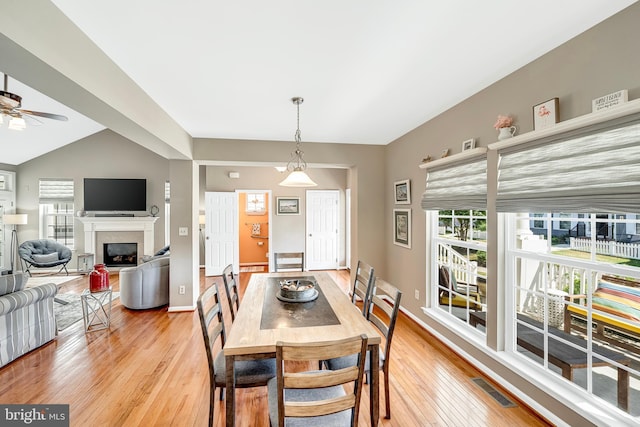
[39,179,74,248]
[246,193,265,214]
[496,118,640,417]
[421,150,487,328]
[532,213,544,229]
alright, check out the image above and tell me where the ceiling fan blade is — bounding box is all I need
[22,114,44,126]
[18,108,68,121]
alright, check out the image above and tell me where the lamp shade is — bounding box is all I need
[2,213,28,225]
[279,170,318,187]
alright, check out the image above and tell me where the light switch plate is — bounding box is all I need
[178,227,188,236]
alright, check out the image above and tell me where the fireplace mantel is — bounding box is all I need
[78,216,159,258]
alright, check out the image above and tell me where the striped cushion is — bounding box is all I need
[0,273,26,297]
[592,280,640,322]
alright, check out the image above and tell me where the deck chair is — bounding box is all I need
[438,265,482,310]
[268,334,369,427]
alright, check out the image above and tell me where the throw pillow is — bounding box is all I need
[33,252,59,263]
[0,272,26,296]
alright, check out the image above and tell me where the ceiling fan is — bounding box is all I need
[0,73,68,130]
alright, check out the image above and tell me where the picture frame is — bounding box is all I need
[462,138,476,151]
[533,98,559,130]
[393,208,411,249]
[394,179,411,205]
[276,197,300,215]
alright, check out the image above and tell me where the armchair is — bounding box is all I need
[18,239,72,276]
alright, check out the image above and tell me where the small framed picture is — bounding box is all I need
[533,98,559,130]
[393,208,411,249]
[276,197,300,215]
[394,179,411,205]
[462,138,476,151]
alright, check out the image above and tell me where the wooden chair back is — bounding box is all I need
[274,252,304,272]
[275,335,368,427]
[196,283,226,427]
[367,277,402,419]
[351,260,375,316]
[221,264,240,322]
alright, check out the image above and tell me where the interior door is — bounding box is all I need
[205,192,238,276]
[306,190,339,270]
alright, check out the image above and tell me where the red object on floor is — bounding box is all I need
[89,263,110,292]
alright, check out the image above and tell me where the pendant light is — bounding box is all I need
[279,97,317,187]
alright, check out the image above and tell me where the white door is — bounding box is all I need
[306,190,339,270]
[205,192,238,276]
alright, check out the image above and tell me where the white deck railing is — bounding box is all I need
[437,243,478,286]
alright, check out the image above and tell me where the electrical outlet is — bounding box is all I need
[178,227,188,236]
[414,289,419,300]
[179,285,186,295]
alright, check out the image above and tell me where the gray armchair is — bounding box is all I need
[18,239,72,276]
[119,255,170,309]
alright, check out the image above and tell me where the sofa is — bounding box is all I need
[119,255,170,309]
[0,272,58,368]
[18,239,72,275]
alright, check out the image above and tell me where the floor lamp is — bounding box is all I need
[3,214,28,274]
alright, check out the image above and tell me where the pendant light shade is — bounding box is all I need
[279,97,317,187]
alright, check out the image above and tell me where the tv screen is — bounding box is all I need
[84,178,147,212]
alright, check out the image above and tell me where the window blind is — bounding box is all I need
[497,120,640,213]
[165,181,170,203]
[38,179,74,203]
[421,156,487,211]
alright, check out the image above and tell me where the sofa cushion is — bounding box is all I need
[0,272,26,297]
[592,280,640,322]
[33,252,59,263]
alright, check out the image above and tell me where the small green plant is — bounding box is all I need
[476,251,487,268]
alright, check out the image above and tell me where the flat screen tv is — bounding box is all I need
[84,178,147,212]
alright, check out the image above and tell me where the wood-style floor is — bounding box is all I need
[0,269,551,426]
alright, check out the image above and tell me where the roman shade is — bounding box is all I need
[38,179,73,203]
[421,150,487,211]
[496,117,640,213]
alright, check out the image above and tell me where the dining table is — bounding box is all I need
[223,271,381,426]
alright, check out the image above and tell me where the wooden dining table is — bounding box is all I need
[224,271,382,426]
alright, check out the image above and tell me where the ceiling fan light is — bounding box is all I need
[8,116,26,131]
[279,169,317,187]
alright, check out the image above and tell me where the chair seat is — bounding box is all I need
[213,351,276,387]
[267,371,352,427]
[323,348,385,372]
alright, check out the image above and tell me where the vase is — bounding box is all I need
[89,263,110,292]
[498,126,517,140]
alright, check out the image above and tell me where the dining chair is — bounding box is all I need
[323,277,402,419]
[274,252,304,272]
[268,334,369,427]
[197,283,276,427]
[351,260,375,316]
[221,264,240,322]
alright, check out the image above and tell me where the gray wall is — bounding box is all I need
[15,129,170,262]
[384,3,640,425]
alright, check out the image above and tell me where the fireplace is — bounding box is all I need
[103,243,138,267]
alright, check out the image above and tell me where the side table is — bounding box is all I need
[77,253,94,274]
[81,287,113,332]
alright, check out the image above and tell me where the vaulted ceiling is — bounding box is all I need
[0,1,636,165]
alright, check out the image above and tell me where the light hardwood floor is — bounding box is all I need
[0,270,551,426]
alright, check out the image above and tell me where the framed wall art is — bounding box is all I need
[462,138,476,151]
[533,98,559,130]
[394,179,411,204]
[393,208,411,249]
[276,197,300,215]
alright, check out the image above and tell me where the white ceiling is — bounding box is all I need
[1,1,636,165]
